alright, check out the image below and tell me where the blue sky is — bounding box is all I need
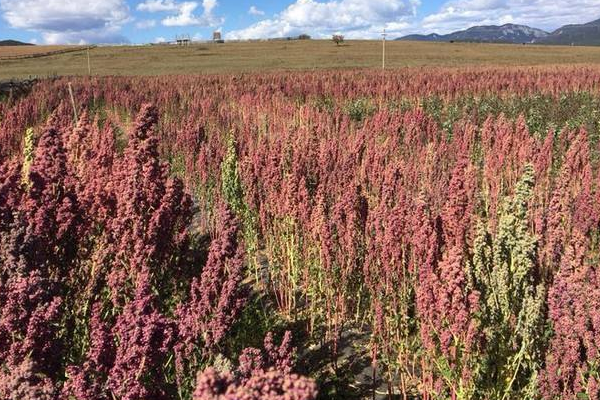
[0,0,598,44]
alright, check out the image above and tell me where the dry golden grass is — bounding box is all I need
[0,45,89,60]
[1,40,600,79]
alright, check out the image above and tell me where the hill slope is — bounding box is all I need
[0,40,34,46]
[536,18,600,45]
[2,40,600,79]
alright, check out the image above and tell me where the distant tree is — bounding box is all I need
[332,34,344,46]
[298,34,311,40]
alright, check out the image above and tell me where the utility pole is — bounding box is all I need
[87,46,91,76]
[382,28,387,70]
[67,82,78,122]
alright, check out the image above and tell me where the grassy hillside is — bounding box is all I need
[2,39,600,79]
[0,40,33,46]
[0,45,89,61]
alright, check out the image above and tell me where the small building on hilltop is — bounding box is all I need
[213,31,224,43]
[176,34,191,46]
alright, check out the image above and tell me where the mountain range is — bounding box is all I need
[397,18,600,46]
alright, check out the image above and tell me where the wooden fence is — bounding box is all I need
[0,46,94,61]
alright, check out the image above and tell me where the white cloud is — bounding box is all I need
[155,36,167,43]
[344,21,412,38]
[136,19,157,28]
[226,0,600,40]
[203,0,217,15]
[137,0,179,12]
[249,5,265,16]
[162,2,200,25]
[43,29,128,45]
[421,0,600,34]
[227,0,419,39]
[0,0,130,44]
[138,0,222,27]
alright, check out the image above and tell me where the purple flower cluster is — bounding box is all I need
[193,368,317,400]
[194,331,316,400]
[0,105,286,399]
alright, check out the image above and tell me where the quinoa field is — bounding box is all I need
[2,66,600,399]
